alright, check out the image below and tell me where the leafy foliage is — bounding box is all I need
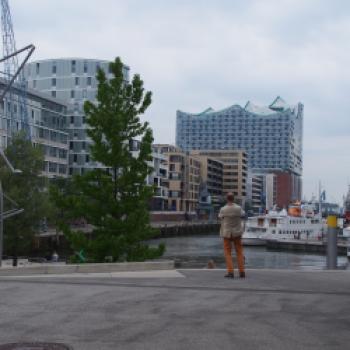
[0,132,47,255]
[52,57,164,262]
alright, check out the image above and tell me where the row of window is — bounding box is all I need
[35,60,105,75]
[50,76,93,87]
[43,161,67,174]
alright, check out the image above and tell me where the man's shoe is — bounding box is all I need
[239,271,246,278]
[224,272,234,278]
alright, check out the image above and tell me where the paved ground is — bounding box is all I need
[0,269,350,350]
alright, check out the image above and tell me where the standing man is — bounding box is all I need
[219,192,245,278]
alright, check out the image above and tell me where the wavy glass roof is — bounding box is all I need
[178,96,297,117]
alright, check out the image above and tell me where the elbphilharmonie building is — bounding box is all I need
[176,96,303,177]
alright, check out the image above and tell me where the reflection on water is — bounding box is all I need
[149,235,348,270]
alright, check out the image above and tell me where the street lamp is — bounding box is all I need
[0,148,23,267]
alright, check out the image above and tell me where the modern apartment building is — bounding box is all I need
[129,140,169,211]
[191,150,248,206]
[153,144,201,212]
[0,80,69,178]
[246,173,264,214]
[192,153,223,208]
[24,58,129,176]
[176,96,303,170]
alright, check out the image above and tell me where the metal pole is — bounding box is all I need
[0,181,3,267]
[327,215,338,269]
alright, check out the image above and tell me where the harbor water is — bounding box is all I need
[149,235,348,269]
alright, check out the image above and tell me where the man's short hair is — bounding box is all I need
[226,192,234,202]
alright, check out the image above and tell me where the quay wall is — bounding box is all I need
[266,239,348,256]
[152,222,220,238]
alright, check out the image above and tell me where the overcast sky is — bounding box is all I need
[10,0,350,204]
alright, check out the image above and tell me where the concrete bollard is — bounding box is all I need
[327,215,338,269]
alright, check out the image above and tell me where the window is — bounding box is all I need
[31,110,35,119]
[71,60,76,73]
[75,77,79,86]
[49,147,57,157]
[82,89,87,98]
[83,61,88,73]
[73,154,77,162]
[49,162,57,173]
[87,77,92,86]
[70,116,74,124]
[36,63,40,74]
[69,141,73,150]
[86,155,90,162]
[51,78,56,86]
[96,63,100,73]
[52,63,57,74]
[33,80,37,88]
[59,164,66,174]
[51,91,56,98]
[71,90,75,98]
[59,149,67,159]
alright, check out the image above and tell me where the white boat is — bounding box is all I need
[243,204,327,244]
[242,231,266,246]
[242,222,267,246]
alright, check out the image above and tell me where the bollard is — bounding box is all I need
[327,215,338,269]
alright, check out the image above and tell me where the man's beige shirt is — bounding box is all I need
[218,203,244,238]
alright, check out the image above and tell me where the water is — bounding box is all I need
[149,235,349,270]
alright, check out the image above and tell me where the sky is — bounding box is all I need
[9,0,350,204]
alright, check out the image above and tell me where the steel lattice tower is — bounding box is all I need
[0,0,30,139]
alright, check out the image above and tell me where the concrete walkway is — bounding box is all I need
[0,269,349,350]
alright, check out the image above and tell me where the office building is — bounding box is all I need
[0,80,69,178]
[246,173,264,215]
[153,144,201,212]
[129,140,169,211]
[24,58,129,176]
[192,153,223,209]
[191,150,248,205]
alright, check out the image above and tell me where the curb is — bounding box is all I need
[0,260,174,276]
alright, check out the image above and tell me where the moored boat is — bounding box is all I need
[243,203,327,245]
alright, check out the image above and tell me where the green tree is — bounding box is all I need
[53,57,164,262]
[0,132,47,256]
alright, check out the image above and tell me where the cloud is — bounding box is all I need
[9,0,350,203]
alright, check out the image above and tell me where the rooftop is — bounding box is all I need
[178,96,299,117]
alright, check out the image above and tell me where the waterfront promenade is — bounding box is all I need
[0,269,349,349]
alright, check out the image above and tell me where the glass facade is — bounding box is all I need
[0,81,69,178]
[176,97,303,176]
